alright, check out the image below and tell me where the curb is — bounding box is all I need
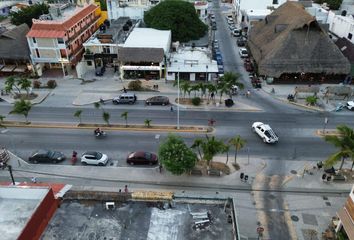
[315,129,339,137]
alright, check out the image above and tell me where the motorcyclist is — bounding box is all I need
[94,128,101,136]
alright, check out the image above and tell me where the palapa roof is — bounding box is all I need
[248,1,350,78]
[118,47,164,63]
[0,24,30,60]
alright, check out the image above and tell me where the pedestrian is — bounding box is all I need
[211,92,215,99]
[123,87,127,93]
[119,189,122,193]
[159,164,163,173]
[124,185,128,193]
[170,106,174,112]
[246,90,250,98]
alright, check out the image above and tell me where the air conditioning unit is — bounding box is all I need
[105,202,115,210]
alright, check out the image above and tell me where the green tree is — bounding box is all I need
[99,0,107,11]
[314,0,343,10]
[74,110,82,124]
[217,82,229,103]
[229,135,246,165]
[94,102,101,110]
[222,72,243,89]
[5,76,21,94]
[158,134,197,175]
[198,83,207,99]
[9,99,32,123]
[190,84,200,97]
[324,125,354,170]
[144,119,152,128]
[191,138,204,161]
[0,115,6,129]
[103,112,110,126]
[206,83,217,101]
[10,3,49,27]
[221,142,230,165]
[121,111,128,127]
[305,96,318,106]
[144,0,208,42]
[18,77,32,97]
[200,135,224,165]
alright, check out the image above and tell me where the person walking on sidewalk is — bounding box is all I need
[124,185,128,193]
[170,106,174,112]
[159,164,163,173]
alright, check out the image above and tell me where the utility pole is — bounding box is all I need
[7,165,15,185]
[177,71,180,130]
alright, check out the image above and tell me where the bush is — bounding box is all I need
[47,80,57,89]
[305,96,317,106]
[32,80,41,89]
[128,80,142,91]
[192,97,201,106]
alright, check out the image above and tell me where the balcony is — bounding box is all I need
[67,15,100,44]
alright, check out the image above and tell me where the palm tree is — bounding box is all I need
[229,135,246,165]
[103,111,110,126]
[180,81,191,98]
[217,82,229,103]
[74,110,82,124]
[324,125,354,170]
[121,111,128,127]
[9,99,32,123]
[190,84,200,97]
[94,102,101,110]
[222,72,244,90]
[206,84,217,101]
[221,142,230,165]
[191,138,204,160]
[0,115,6,129]
[201,135,224,165]
[5,76,21,94]
[199,83,207,99]
[18,77,32,97]
[144,119,151,128]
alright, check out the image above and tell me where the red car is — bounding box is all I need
[244,59,254,72]
[126,151,158,165]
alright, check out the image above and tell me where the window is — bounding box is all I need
[35,49,40,58]
[348,33,353,40]
[33,37,36,43]
[58,38,64,44]
[272,0,278,4]
[103,46,110,54]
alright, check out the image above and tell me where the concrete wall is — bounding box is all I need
[328,12,354,44]
[36,38,57,48]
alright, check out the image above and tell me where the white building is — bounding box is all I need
[118,28,171,80]
[244,9,271,31]
[305,5,330,24]
[327,11,354,44]
[233,0,288,28]
[194,1,209,21]
[166,47,218,81]
[107,0,159,20]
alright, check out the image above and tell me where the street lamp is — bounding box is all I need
[177,70,180,130]
[206,65,208,81]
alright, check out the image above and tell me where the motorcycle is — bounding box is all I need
[334,103,345,112]
[94,130,107,138]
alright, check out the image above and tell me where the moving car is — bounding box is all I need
[145,96,169,105]
[29,150,66,164]
[126,151,158,165]
[112,93,137,104]
[81,151,108,166]
[252,122,279,144]
[239,48,249,58]
[346,101,354,110]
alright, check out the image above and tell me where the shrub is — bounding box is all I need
[47,80,57,89]
[128,80,142,91]
[192,97,201,106]
[305,96,317,106]
[32,80,41,88]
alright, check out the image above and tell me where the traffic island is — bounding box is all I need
[1,121,213,133]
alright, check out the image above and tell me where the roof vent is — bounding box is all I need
[105,202,115,210]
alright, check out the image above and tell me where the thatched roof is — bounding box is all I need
[118,47,164,63]
[0,24,30,61]
[335,37,354,63]
[248,2,350,78]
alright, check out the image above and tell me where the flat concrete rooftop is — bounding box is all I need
[41,200,234,239]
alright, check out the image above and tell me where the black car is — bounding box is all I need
[145,96,170,105]
[127,151,158,165]
[29,150,66,164]
[236,37,247,47]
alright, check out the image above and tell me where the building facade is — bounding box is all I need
[26,4,101,76]
[327,11,354,44]
[336,185,354,239]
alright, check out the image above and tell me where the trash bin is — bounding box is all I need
[225,99,234,107]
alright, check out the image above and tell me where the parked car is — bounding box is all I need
[236,36,247,46]
[213,40,219,49]
[112,93,137,104]
[126,151,158,165]
[212,25,217,30]
[244,59,254,72]
[227,19,234,25]
[29,150,66,164]
[229,24,236,31]
[95,66,105,76]
[346,101,354,110]
[239,48,249,58]
[145,96,169,105]
[218,65,224,74]
[81,151,108,166]
[226,15,233,21]
[252,122,279,144]
[232,29,242,37]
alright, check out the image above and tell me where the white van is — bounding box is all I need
[112,93,137,104]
